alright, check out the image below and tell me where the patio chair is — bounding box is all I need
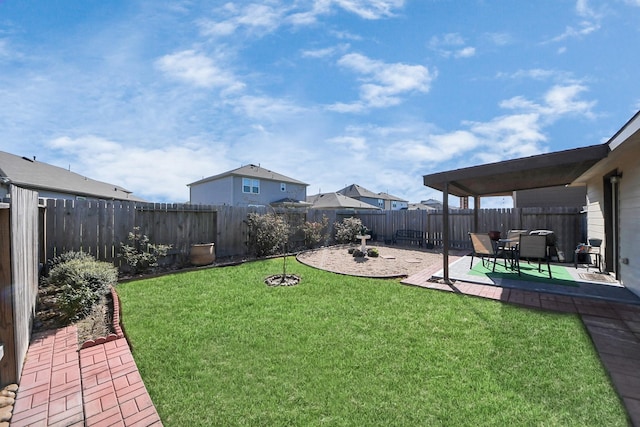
[516,234,552,278]
[499,229,528,268]
[469,233,498,272]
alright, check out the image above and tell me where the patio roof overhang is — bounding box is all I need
[422,143,610,198]
[422,143,610,284]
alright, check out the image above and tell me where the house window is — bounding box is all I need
[280,183,286,192]
[378,199,384,207]
[242,178,260,194]
[392,201,397,208]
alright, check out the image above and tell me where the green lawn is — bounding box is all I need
[117,258,627,426]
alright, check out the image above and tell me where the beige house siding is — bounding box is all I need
[581,129,640,297]
[585,181,605,243]
[513,185,586,208]
[617,146,640,296]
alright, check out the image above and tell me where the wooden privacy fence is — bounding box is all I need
[1,186,40,386]
[355,207,583,262]
[42,202,585,265]
[43,199,217,267]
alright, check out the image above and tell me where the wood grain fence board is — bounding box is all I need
[0,187,39,386]
[0,208,14,386]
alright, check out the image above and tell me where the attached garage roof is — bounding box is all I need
[422,143,610,197]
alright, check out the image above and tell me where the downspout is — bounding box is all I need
[610,175,620,277]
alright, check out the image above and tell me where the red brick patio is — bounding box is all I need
[10,326,161,427]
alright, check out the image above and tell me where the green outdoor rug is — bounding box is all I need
[469,259,578,287]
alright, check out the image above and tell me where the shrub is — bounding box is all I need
[119,227,172,275]
[334,217,364,244]
[352,249,366,257]
[300,216,329,249]
[367,247,379,257]
[42,254,118,322]
[46,250,94,271]
[246,213,290,257]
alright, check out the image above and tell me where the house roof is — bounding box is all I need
[0,151,144,201]
[188,164,309,187]
[377,191,407,202]
[572,110,640,185]
[307,192,381,210]
[422,143,610,197]
[337,184,407,202]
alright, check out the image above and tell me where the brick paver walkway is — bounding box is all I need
[10,326,161,427]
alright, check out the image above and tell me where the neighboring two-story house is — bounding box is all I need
[188,164,309,207]
[0,150,144,201]
[337,184,408,210]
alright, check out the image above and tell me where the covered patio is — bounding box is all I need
[422,143,611,287]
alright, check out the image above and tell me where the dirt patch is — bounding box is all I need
[296,244,445,278]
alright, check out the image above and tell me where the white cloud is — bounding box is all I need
[199,0,405,40]
[227,95,308,120]
[155,50,245,92]
[330,53,433,111]
[497,68,563,80]
[455,47,476,58]
[46,135,231,202]
[199,3,284,38]
[301,44,350,59]
[548,0,603,43]
[500,84,595,118]
[328,135,368,151]
[429,33,476,58]
[332,0,405,19]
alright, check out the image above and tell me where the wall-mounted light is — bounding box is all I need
[610,175,622,184]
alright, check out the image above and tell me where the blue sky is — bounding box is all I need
[1,0,639,206]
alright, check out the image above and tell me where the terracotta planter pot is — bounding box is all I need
[190,243,215,266]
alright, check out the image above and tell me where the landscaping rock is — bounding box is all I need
[3,385,17,393]
[0,396,14,408]
[0,391,14,398]
[0,405,11,422]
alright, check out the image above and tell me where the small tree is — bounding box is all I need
[119,227,172,275]
[334,217,364,244]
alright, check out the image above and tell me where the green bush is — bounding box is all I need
[246,213,290,257]
[46,250,94,271]
[334,217,364,244]
[43,254,118,322]
[119,227,172,275]
[367,247,379,257]
[300,216,329,249]
[352,249,366,257]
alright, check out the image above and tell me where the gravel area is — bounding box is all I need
[296,244,445,278]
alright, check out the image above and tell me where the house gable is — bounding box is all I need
[189,164,308,207]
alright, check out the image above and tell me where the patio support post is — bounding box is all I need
[473,196,480,232]
[443,181,450,283]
